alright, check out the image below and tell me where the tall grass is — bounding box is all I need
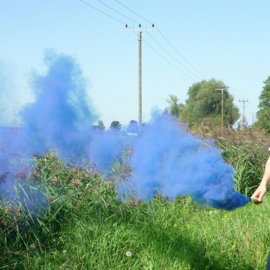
[189,123,269,196]
[1,125,270,269]
[1,170,269,269]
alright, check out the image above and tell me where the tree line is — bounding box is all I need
[164,78,240,127]
[94,76,270,133]
[165,76,270,132]
[92,120,139,133]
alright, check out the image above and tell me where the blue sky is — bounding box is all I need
[0,0,269,128]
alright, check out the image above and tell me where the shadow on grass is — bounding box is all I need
[0,197,258,270]
[137,224,254,270]
[113,201,255,270]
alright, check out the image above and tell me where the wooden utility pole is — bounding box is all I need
[215,86,229,128]
[239,99,249,127]
[126,24,154,132]
[138,30,142,131]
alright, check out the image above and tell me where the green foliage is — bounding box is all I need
[220,140,268,197]
[181,79,240,126]
[165,95,184,117]
[110,121,121,130]
[256,76,270,132]
[188,122,269,197]
[93,120,105,131]
[1,134,270,269]
[216,128,268,197]
[1,167,270,269]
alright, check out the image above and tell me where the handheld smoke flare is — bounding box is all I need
[249,197,259,203]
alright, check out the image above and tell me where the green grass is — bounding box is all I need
[1,164,270,270]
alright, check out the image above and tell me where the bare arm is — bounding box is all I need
[252,156,270,204]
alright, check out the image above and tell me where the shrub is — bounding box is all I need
[189,122,269,196]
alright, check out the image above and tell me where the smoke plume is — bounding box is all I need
[0,51,250,212]
[118,112,250,211]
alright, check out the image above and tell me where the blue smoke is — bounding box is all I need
[0,178,48,216]
[20,50,97,162]
[118,113,250,211]
[126,121,139,134]
[0,51,250,213]
[0,51,125,211]
[14,50,123,171]
[89,130,125,173]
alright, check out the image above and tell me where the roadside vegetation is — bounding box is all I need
[1,76,270,269]
[190,123,269,197]
[0,124,269,270]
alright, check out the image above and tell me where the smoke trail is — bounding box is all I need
[18,50,97,161]
[0,50,125,211]
[0,51,249,213]
[118,113,250,211]
[89,130,125,173]
[19,50,125,171]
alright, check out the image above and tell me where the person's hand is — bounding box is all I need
[252,183,267,204]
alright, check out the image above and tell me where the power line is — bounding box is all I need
[146,32,204,80]
[142,38,197,81]
[115,0,207,80]
[225,87,246,112]
[155,27,208,80]
[79,0,126,25]
[129,27,197,81]
[78,0,197,80]
[97,0,140,24]
[115,0,152,24]
[239,99,249,127]
[80,0,247,123]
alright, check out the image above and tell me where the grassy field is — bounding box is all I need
[1,126,270,269]
[1,163,270,270]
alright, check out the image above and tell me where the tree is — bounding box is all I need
[256,76,270,132]
[181,79,240,126]
[110,121,121,130]
[93,120,105,131]
[165,95,184,117]
[126,120,139,133]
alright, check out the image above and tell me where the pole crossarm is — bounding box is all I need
[215,86,229,93]
[126,28,154,32]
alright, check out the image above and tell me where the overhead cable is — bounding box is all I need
[97,0,140,24]
[78,0,198,81]
[155,27,208,80]
[142,39,197,81]
[79,0,126,25]
[115,0,152,24]
[115,0,208,80]
[146,32,204,80]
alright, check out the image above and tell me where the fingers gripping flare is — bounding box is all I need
[249,197,261,204]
